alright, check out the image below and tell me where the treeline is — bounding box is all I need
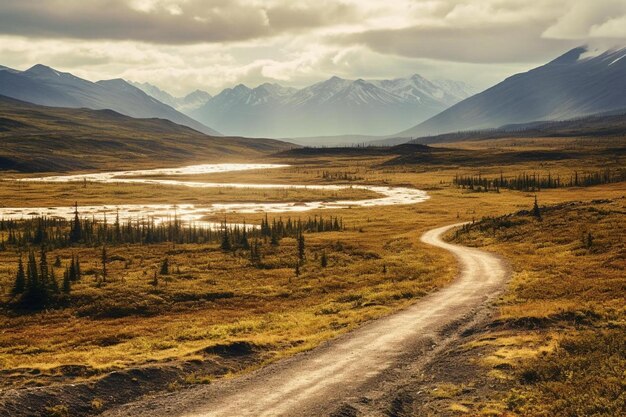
[321,171,363,181]
[0,205,345,249]
[453,169,626,192]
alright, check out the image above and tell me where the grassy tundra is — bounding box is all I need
[0,135,624,416]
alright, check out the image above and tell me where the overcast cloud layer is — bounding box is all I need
[0,0,625,95]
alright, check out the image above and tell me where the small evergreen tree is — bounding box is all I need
[151,271,159,287]
[54,255,62,267]
[74,256,81,281]
[320,251,328,268]
[49,267,59,294]
[160,258,169,275]
[12,256,26,295]
[69,202,82,243]
[220,224,232,251]
[240,223,250,249]
[101,245,108,282]
[297,233,305,262]
[532,195,541,219]
[62,267,71,294]
[270,229,279,246]
[22,250,48,308]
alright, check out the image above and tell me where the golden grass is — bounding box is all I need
[1,136,624,397]
[452,196,625,416]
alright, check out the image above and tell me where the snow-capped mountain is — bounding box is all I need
[397,46,626,139]
[129,81,213,113]
[190,75,474,138]
[0,65,220,135]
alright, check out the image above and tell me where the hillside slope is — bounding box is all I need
[0,65,220,136]
[0,95,291,172]
[397,47,626,138]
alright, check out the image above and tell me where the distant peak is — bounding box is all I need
[547,46,588,65]
[233,83,251,91]
[97,78,131,87]
[25,64,62,76]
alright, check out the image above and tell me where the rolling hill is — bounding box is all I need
[0,65,220,136]
[406,110,626,144]
[396,47,626,139]
[0,95,292,172]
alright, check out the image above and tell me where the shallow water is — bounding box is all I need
[1,164,429,227]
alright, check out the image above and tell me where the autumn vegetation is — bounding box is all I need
[0,134,624,416]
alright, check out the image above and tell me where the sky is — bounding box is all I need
[0,0,625,96]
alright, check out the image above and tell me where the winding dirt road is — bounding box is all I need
[104,223,508,417]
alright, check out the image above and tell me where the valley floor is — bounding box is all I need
[0,136,624,416]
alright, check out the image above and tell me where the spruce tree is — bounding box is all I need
[297,233,305,262]
[101,245,108,282]
[12,256,26,295]
[320,251,328,268]
[70,202,82,243]
[23,250,47,308]
[39,246,49,288]
[532,195,541,219]
[220,223,232,251]
[49,267,59,294]
[62,267,71,294]
[68,255,76,281]
[26,251,39,294]
[240,223,250,249]
[270,228,279,246]
[160,258,169,275]
[74,256,81,281]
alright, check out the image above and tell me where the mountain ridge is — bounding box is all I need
[395,46,626,139]
[0,65,221,136]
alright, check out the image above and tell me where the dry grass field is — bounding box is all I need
[0,135,624,416]
[433,197,625,417]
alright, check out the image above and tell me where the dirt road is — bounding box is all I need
[103,223,509,417]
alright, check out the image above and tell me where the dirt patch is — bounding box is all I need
[0,344,267,417]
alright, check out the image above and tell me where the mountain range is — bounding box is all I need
[185,75,474,138]
[0,65,220,136]
[1,46,623,146]
[397,46,626,139]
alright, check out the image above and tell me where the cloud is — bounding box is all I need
[542,0,626,39]
[333,24,575,64]
[590,15,626,38]
[0,0,361,44]
[1,0,625,96]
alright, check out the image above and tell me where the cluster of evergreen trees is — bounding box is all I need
[0,204,344,249]
[453,169,626,192]
[10,247,81,309]
[218,214,339,270]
